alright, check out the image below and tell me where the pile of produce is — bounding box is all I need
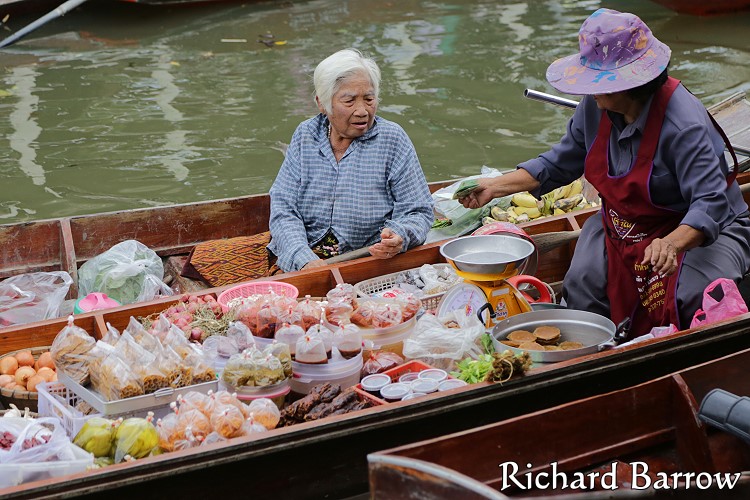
[450,334,532,383]
[278,383,372,426]
[141,294,228,342]
[0,349,57,393]
[74,414,159,464]
[482,179,595,224]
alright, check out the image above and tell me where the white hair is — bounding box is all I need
[313,48,381,114]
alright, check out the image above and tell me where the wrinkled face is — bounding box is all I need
[319,72,377,139]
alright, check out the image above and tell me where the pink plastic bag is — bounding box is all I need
[690,278,749,329]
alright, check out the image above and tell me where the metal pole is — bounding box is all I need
[0,0,89,49]
[523,89,579,110]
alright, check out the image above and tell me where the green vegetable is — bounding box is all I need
[480,333,495,355]
[431,218,453,229]
[450,354,494,384]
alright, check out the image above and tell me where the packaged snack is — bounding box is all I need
[225,321,256,352]
[275,323,305,358]
[351,301,377,327]
[255,304,279,338]
[333,325,362,359]
[50,316,96,382]
[295,335,328,365]
[326,283,356,305]
[324,298,354,327]
[210,404,245,439]
[372,303,403,329]
[306,323,333,359]
[96,354,144,401]
[361,351,404,377]
[297,296,322,331]
[246,398,281,430]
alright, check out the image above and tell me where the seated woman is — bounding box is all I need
[267,48,434,272]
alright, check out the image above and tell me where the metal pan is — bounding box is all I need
[489,309,625,363]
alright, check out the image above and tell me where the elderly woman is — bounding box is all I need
[460,9,750,338]
[268,48,434,272]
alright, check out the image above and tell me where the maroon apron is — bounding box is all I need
[584,77,737,338]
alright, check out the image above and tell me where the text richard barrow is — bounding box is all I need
[499,462,741,491]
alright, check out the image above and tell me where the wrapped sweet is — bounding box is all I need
[221,349,286,388]
[246,398,281,430]
[177,391,212,415]
[209,390,250,419]
[326,283,356,305]
[225,321,256,352]
[350,301,377,327]
[398,294,422,322]
[361,351,404,377]
[238,416,268,437]
[233,296,261,333]
[50,316,96,382]
[295,335,328,365]
[333,325,362,359]
[372,303,403,329]
[96,353,144,400]
[275,323,305,358]
[265,342,292,378]
[255,304,279,338]
[297,296,322,331]
[175,407,212,442]
[101,322,121,345]
[156,412,180,452]
[306,323,333,359]
[113,413,159,463]
[210,404,245,439]
[324,298,353,327]
[276,305,303,333]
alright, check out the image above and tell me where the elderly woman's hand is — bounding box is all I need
[642,237,679,277]
[369,228,403,259]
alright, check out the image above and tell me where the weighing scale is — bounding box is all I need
[437,234,552,328]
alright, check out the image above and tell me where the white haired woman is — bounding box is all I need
[268,48,434,271]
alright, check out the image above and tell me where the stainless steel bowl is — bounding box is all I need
[440,235,535,278]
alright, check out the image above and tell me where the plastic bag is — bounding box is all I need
[77,240,173,305]
[50,316,96,382]
[246,398,280,430]
[0,417,74,464]
[361,351,404,377]
[403,311,485,371]
[0,271,73,326]
[690,278,749,329]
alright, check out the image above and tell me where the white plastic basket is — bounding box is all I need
[353,264,454,312]
[37,381,103,439]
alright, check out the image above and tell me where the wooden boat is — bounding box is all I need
[0,93,749,499]
[369,346,750,498]
[649,0,750,16]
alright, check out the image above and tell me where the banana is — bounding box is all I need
[511,192,539,208]
[514,213,530,223]
[482,216,497,226]
[568,178,583,197]
[553,194,585,212]
[513,206,542,219]
[553,208,566,215]
[490,206,509,221]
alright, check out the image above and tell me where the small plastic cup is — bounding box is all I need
[361,374,391,395]
[380,383,412,402]
[402,392,427,401]
[438,379,468,391]
[398,372,420,384]
[418,369,448,383]
[410,378,439,394]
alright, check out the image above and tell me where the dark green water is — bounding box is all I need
[0,0,748,222]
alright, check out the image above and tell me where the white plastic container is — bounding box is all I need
[225,380,291,410]
[290,350,363,397]
[360,318,416,362]
[37,381,104,438]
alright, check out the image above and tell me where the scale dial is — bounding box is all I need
[436,283,488,320]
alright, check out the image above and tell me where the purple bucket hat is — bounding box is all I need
[546,9,671,95]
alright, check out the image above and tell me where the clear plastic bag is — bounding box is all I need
[50,316,96,382]
[361,351,404,377]
[77,240,173,305]
[403,311,485,371]
[246,398,280,430]
[0,417,74,464]
[0,271,73,326]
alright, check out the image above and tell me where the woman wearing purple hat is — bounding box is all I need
[459,9,750,338]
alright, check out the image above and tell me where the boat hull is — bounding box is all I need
[650,0,750,15]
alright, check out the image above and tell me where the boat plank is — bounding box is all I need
[0,220,63,280]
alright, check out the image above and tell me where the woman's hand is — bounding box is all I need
[302,258,327,270]
[369,227,403,259]
[642,238,679,276]
[458,178,495,209]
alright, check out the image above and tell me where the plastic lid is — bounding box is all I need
[410,378,439,394]
[361,374,391,392]
[401,392,427,401]
[398,372,420,384]
[438,379,468,391]
[380,383,411,400]
[75,292,120,313]
[418,369,448,382]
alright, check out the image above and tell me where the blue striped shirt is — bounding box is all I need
[268,114,434,272]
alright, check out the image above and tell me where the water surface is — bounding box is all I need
[1,0,748,222]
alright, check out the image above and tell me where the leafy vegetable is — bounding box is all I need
[451,354,494,384]
[480,333,495,355]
